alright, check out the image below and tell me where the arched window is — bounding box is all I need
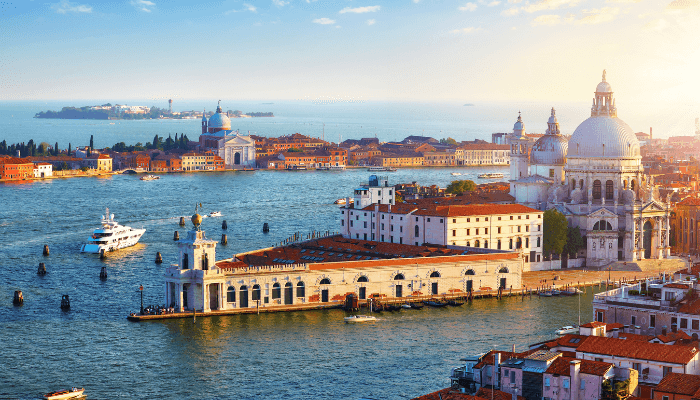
[605,180,614,200]
[182,253,189,269]
[631,180,636,191]
[623,180,628,189]
[252,284,261,301]
[593,180,602,199]
[296,282,305,297]
[272,283,281,299]
[394,273,405,280]
[579,179,584,190]
[465,269,476,275]
[430,271,440,278]
[227,286,236,302]
[484,240,488,248]
[466,241,471,247]
[202,253,209,270]
[571,179,576,189]
[497,239,502,250]
[475,240,480,247]
[498,267,509,273]
[414,225,420,237]
[357,276,369,283]
[320,278,331,285]
[516,237,522,249]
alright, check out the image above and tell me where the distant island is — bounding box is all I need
[35,103,274,120]
[463,103,475,107]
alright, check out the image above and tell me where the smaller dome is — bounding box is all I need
[547,110,558,124]
[513,113,525,131]
[531,134,568,165]
[596,81,612,93]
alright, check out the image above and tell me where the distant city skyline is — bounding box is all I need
[0,0,698,105]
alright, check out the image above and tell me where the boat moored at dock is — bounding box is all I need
[80,208,145,253]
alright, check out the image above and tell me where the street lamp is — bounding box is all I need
[139,285,144,315]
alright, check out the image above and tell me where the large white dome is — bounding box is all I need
[567,117,640,158]
[208,105,231,131]
[532,134,568,165]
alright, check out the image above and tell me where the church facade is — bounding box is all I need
[198,102,256,169]
[509,72,671,267]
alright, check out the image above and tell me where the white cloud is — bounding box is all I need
[130,0,155,12]
[666,0,700,10]
[313,17,336,24]
[508,0,522,3]
[450,27,480,34]
[273,0,289,7]
[339,6,381,13]
[644,18,669,31]
[524,0,581,13]
[501,6,519,15]
[367,19,376,25]
[531,14,561,25]
[244,3,257,12]
[488,1,501,6]
[578,7,619,24]
[51,0,92,14]
[458,2,478,11]
[606,0,640,3]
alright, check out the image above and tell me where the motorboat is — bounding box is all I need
[562,288,583,295]
[80,208,145,253]
[451,172,462,176]
[208,211,222,217]
[329,165,346,170]
[334,198,354,205]
[368,166,397,172]
[44,387,84,400]
[538,291,553,297]
[423,300,448,308]
[344,315,377,323]
[478,173,504,179]
[555,326,579,335]
[140,175,160,181]
[401,303,413,309]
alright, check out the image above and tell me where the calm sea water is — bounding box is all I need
[0,169,604,399]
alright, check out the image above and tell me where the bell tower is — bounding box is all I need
[201,109,208,135]
[178,211,217,272]
[510,112,531,181]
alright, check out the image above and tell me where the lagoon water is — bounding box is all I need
[0,103,605,399]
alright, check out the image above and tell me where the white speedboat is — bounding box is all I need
[80,208,145,253]
[368,166,397,172]
[334,198,354,205]
[478,172,504,179]
[140,175,160,181]
[555,325,579,335]
[344,315,377,323]
[209,211,222,217]
[44,387,84,400]
[451,172,462,176]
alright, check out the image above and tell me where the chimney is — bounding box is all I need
[570,360,581,400]
[635,326,641,335]
[650,127,652,140]
[388,203,392,213]
[375,205,379,213]
[493,353,501,389]
[662,326,667,336]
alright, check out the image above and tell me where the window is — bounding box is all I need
[476,228,479,235]
[452,230,456,236]
[545,377,550,387]
[597,311,603,322]
[252,284,261,301]
[415,226,419,237]
[427,218,431,222]
[563,378,569,389]
[580,380,585,390]
[510,370,515,382]
[498,227,501,234]
[681,318,688,329]
[632,363,641,372]
[485,228,489,234]
[631,316,636,326]
[272,283,281,299]
[497,240,501,250]
[363,221,367,228]
[606,180,614,200]
[593,180,602,199]
[227,286,236,302]
[650,314,656,328]
[663,366,673,377]
[595,358,603,362]
[693,320,699,330]
[381,223,384,230]
[517,226,521,232]
[467,229,470,235]
[525,226,529,232]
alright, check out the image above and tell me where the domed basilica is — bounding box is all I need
[509,71,670,267]
[198,101,256,168]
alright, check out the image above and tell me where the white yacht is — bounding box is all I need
[80,208,146,253]
[477,172,504,179]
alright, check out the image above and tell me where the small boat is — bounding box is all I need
[555,326,579,335]
[344,315,377,323]
[478,172,504,179]
[329,165,346,170]
[44,387,84,400]
[562,288,583,295]
[409,302,424,309]
[334,198,354,205]
[423,300,448,308]
[368,166,397,172]
[140,175,160,181]
[451,172,462,176]
[551,290,562,296]
[447,300,465,306]
[401,303,412,309]
[208,211,222,217]
[538,291,553,297]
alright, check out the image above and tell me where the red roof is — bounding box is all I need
[655,372,700,395]
[356,203,539,217]
[576,336,699,364]
[676,197,700,207]
[475,388,525,400]
[580,321,606,328]
[411,388,486,400]
[654,330,692,344]
[618,333,654,342]
[663,283,690,289]
[545,357,613,377]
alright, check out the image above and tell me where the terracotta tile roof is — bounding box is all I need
[677,297,700,315]
[655,330,692,344]
[220,235,518,270]
[550,334,588,349]
[410,388,486,400]
[359,203,539,217]
[545,357,613,377]
[605,323,624,330]
[664,283,690,289]
[618,333,654,342]
[474,350,517,369]
[475,388,525,400]
[580,321,606,328]
[576,336,699,364]
[655,373,700,395]
[677,197,700,206]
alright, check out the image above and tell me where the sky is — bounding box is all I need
[0,0,699,104]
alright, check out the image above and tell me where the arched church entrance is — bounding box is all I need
[643,220,653,259]
[234,152,241,165]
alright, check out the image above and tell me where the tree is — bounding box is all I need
[446,180,476,194]
[543,209,568,258]
[54,142,59,155]
[39,142,50,155]
[68,143,72,155]
[563,226,585,258]
[439,137,458,146]
[601,379,630,400]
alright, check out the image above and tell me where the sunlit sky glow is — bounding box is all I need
[0,0,699,105]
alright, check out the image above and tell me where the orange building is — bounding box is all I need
[0,156,35,181]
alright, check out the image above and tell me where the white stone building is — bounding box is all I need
[508,71,671,267]
[198,102,256,168]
